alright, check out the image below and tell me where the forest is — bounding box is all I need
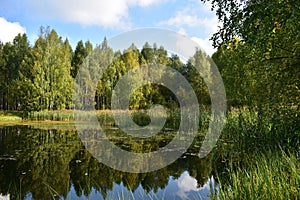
[0,1,298,120]
[0,26,214,113]
[0,0,298,117]
[0,0,299,199]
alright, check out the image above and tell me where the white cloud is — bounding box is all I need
[0,17,26,43]
[178,27,187,36]
[191,36,215,56]
[131,0,165,7]
[174,172,217,200]
[174,31,216,56]
[160,11,200,27]
[158,2,219,56]
[158,11,219,35]
[157,2,221,50]
[25,0,167,29]
[175,171,200,200]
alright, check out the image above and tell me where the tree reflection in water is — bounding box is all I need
[0,125,217,200]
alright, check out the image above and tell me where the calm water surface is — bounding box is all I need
[0,125,218,200]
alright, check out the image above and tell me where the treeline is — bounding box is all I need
[1,1,299,126]
[0,27,211,114]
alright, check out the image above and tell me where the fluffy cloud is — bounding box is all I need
[175,172,200,200]
[191,36,215,56]
[178,27,187,36]
[25,0,166,28]
[158,11,219,35]
[159,2,220,56]
[175,172,216,200]
[175,29,216,56]
[0,17,26,43]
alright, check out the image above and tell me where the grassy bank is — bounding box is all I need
[0,108,211,133]
[213,107,299,199]
[217,150,299,200]
[0,109,179,130]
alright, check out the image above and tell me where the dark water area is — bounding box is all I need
[0,125,218,200]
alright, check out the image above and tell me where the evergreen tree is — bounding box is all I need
[0,34,30,110]
[71,40,87,79]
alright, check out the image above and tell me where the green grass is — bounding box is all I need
[0,110,22,121]
[217,150,299,200]
[212,107,299,200]
[27,110,74,121]
[0,116,22,121]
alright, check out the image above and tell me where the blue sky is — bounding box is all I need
[0,0,220,55]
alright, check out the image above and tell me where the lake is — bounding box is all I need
[0,125,219,200]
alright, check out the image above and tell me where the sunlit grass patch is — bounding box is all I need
[0,112,22,121]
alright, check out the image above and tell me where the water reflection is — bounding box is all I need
[174,172,216,200]
[0,125,217,200]
[63,172,215,200]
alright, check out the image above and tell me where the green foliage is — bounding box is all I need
[31,27,74,110]
[1,27,75,113]
[0,26,212,114]
[202,0,300,52]
[210,107,299,199]
[217,151,300,200]
[71,40,88,79]
[208,1,299,148]
[0,33,30,110]
[78,39,115,110]
[187,50,212,105]
[131,111,151,126]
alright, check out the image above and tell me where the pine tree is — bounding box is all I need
[71,40,87,79]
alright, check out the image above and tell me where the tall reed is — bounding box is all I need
[217,150,299,200]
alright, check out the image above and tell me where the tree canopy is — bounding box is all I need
[206,0,299,132]
[0,27,212,115]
